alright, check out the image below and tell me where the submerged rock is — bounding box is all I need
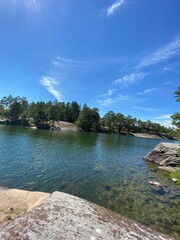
[148,181,162,189]
[148,181,165,195]
[172,178,178,183]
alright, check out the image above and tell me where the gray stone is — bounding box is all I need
[172,178,178,183]
[158,166,180,172]
[148,181,162,189]
[0,191,175,240]
[144,143,180,167]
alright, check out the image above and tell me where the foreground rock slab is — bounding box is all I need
[144,143,180,171]
[0,187,49,229]
[0,191,174,240]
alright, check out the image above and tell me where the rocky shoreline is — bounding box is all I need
[0,187,49,230]
[0,119,177,140]
[0,188,175,240]
[144,142,180,172]
[130,132,162,139]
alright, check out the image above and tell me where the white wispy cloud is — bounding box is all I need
[138,88,157,95]
[156,120,173,128]
[106,0,125,16]
[153,114,174,127]
[40,76,62,101]
[56,56,87,66]
[163,67,172,71]
[137,36,180,68]
[99,98,114,106]
[52,57,90,76]
[164,81,172,85]
[99,94,130,106]
[52,61,59,66]
[152,114,173,128]
[114,72,146,87]
[154,114,172,120]
[112,36,180,89]
[108,89,116,96]
[133,106,158,111]
[99,89,117,98]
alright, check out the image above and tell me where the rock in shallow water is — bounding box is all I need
[144,143,180,168]
[171,178,178,183]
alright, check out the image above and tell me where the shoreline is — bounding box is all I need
[0,122,177,140]
[0,187,175,239]
[130,132,162,139]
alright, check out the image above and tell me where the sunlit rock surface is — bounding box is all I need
[144,143,180,170]
[0,191,174,240]
[0,187,49,229]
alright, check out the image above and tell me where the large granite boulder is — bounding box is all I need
[144,143,180,167]
[0,191,175,240]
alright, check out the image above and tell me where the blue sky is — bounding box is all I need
[0,0,180,127]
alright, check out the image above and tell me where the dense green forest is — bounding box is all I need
[0,90,179,139]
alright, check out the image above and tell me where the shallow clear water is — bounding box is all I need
[0,125,180,238]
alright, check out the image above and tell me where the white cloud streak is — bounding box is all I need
[155,120,173,128]
[138,88,156,95]
[137,37,180,68]
[106,0,125,16]
[99,98,114,106]
[154,114,172,120]
[133,106,158,112]
[164,81,172,85]
[52,57,90,77]
[153,114,173,128]
[114,72,146,87]
[113,36,180,89]
[99,89,116,98]
[99,94,130,106]
[40,76,62,101]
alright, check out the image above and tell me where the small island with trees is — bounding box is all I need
[0,87,179,140]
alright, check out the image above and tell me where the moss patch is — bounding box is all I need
[177,148,180,157]
[170,171,180,184]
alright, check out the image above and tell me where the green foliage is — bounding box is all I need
[177,148,180,157]
[174,86,180,102]
[170,171,180,184]
[101,113,169,135]
[101,111,116,132]
[0,95,175,135]
[168,129,180,140]
[171,86,180,129]
[76,104,100,132]
[171,112,180,129]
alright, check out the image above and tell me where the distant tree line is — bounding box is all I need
[0,96,81,129]
[0,94,178,137]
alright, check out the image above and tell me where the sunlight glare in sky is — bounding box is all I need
[0,0,179,126]
[0,0,42,16]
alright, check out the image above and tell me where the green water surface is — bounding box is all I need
[0,125,179,238]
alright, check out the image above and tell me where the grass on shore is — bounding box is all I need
[170,171,180,184]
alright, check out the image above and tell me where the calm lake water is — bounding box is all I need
[0,125,180,238]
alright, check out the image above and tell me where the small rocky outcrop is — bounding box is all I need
[50,121,78,131]
[144,143,180,169]
[144,143,180,172]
